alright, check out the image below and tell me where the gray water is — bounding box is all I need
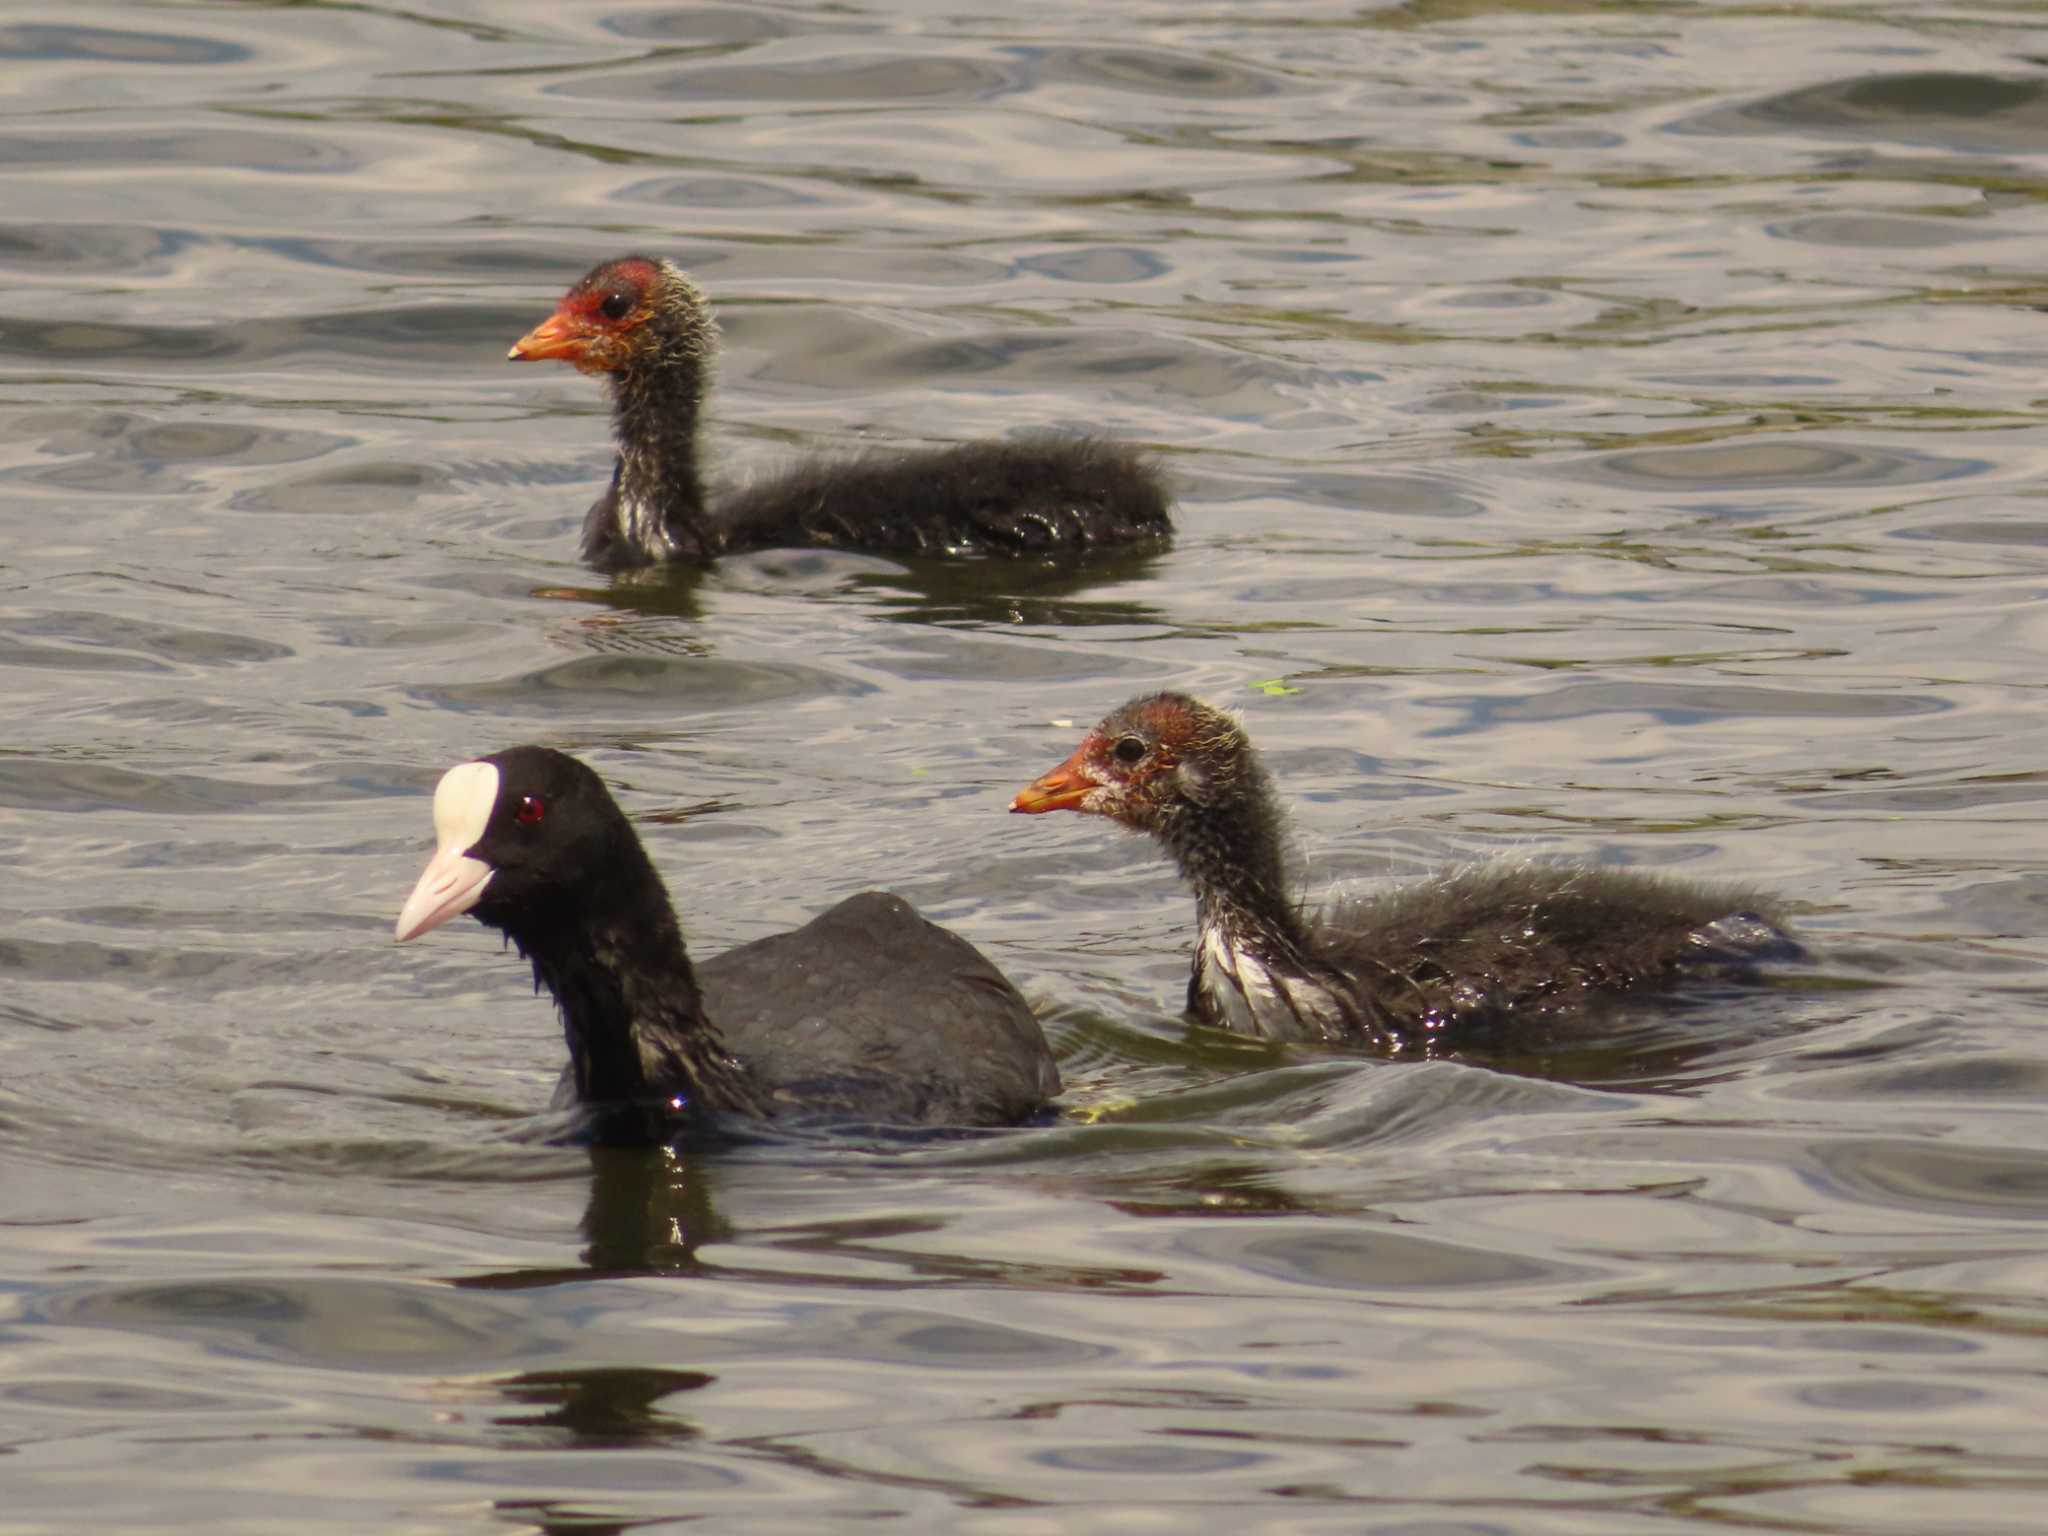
[5,2,2048,1531]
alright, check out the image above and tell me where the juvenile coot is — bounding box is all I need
[396,746,1060,1141]
[1011,692,1791,1051]
[510,255,1173,571]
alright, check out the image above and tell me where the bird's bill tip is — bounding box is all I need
[394,846,493,943]
[1010,755,1095,815]
[508,309,590,364]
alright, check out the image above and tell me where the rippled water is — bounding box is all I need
[6,2,2048,1531]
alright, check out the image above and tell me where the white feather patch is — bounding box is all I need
[1197,924,1346,1042]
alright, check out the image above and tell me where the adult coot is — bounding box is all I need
[397,746,1059,1141]
[510,255,1172,570]
[1012,692,1792,1051]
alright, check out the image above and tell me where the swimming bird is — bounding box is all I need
[1011,692,1791,1052]
[509,255,1173,570]
[397,745,1060,1141]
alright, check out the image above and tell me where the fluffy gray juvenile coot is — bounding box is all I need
[1012,692,1791,1051]
[395,746,1060,1142]
[509,255,1173,571]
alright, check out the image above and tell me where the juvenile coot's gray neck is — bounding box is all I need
[1151,720,1382,1044]
[603,265,717,566]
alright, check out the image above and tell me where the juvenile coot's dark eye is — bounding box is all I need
[599,290,632,321]
[1112,735,1146,765]
[515,795,545,825]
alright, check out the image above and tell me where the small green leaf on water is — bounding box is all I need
[1250,678,1302,697]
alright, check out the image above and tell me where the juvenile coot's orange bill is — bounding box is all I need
[506,310,593,366]
[1010,753,1097,815]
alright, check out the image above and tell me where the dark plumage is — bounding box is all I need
[1012,692,1792,1053]
[396,746,1059,1142]
[509,255,1173,571]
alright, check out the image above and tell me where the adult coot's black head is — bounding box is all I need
[395,746,652,947]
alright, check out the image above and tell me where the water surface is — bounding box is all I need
[4,2,2048,1531]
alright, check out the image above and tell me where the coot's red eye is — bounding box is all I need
[515,795,545,825]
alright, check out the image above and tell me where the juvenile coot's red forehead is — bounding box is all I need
[564,257,660,316]
[1111,692,1204,748]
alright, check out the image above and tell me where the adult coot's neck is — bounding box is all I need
[494,840,769,1127]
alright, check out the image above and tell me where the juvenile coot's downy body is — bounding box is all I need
[396,746,1059,1142]
[510,255,1173,571]
[1012,693,1792,1052]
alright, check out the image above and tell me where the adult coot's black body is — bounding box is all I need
[509,255,1173,571]
[1012,693,1792,1052]
[396,746,1059,1142]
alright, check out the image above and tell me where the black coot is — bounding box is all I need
[397,746,1060,1141]
[510,255,1173,571]
[1012,692,1793,1051]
